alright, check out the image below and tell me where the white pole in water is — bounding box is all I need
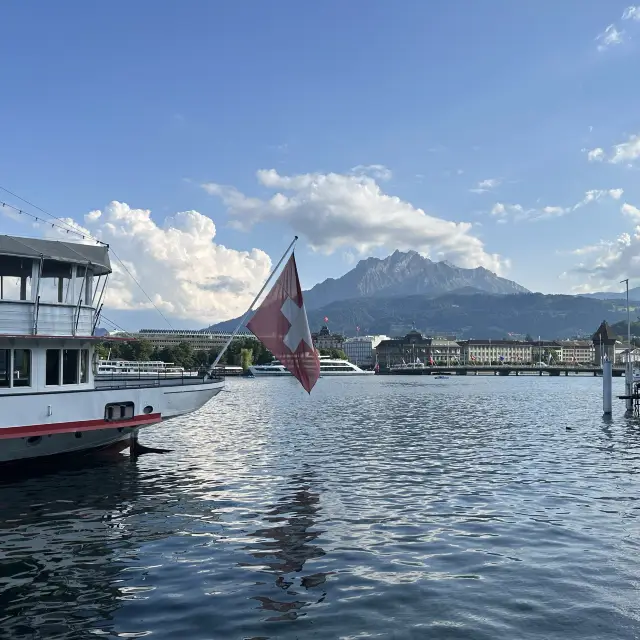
[621,278,633,414]
[603,357,613,416]
[208,236,299,373]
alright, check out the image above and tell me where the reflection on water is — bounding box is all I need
[242,467,328,621]
[2,375,640,639]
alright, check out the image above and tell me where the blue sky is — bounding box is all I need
[2,1,640,329]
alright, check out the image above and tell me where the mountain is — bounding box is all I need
[301,292,625,339]
[579,287,640,302]
[209,291,626,339]
[303,250,529,310]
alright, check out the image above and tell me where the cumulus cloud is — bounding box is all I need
[46,202,271,323]
[596,24,624,50]
[569,231,636,290]
[623,6,640,20]
[489,189,623,222]
[568,198,640,290]
[622,202,640,220]
[203,168,505,273]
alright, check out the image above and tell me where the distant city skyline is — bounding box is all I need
[2,1,640,329]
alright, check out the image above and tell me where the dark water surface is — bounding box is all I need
[2,375,640,639]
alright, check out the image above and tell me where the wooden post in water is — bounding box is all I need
[603,359,612,416]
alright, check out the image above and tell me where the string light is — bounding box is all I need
[0,200,106,246]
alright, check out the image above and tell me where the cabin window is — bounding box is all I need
[46,349,61,385]
[39,260,72,304]
[80,349,89,383]
[0,256,33,301]
[0,350,10,388]
[63,349,79,385]
[13,350,31,387]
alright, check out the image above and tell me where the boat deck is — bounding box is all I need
[94,372,224,390]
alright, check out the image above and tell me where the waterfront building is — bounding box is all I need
[376,330,461,367]
[614,342,640,364]
[134,328,254,352]
[312,325,345,351]
[558,340,595,364]
[459,339,532,364]
[343,335,389,368]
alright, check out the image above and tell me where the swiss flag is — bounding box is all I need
[247,253,320,393]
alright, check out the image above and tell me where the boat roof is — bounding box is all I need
[0,235,111,276]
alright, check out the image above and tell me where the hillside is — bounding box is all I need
[211,291,625,339]
[579,287,640,302]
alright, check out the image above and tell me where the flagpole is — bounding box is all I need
[208,236,299,372]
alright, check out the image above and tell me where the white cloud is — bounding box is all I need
[471,178,501,193]
[587,147,604,162]
[610,134,640,164]
[588,134,640,165]
[48,202,272,323]
[569,230,638,290]
[622,202,640,220]
[203,168,505,273]
[489,189,623,222]
[622,6,640,20]
[349,164,392,180]
[573,188,624,210]
[596,24,624,51]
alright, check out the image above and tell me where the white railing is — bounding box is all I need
[0,300,95,336]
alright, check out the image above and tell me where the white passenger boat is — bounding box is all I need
[249,355,374,376]
[0,235,224,464]
[96,359,197,377]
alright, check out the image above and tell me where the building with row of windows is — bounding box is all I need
[312,326,346,351]
[374,330,624,366]
[343,335,390,368]
[126,328,255,352]
[376,330,462,366]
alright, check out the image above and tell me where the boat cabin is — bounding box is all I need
[0,235,111,394]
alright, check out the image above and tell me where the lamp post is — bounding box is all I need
[621,278,633,414]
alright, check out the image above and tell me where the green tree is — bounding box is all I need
[329,348,348,360]
[240,348,253,371]
[130,338,154,361]
[173,342,195,369]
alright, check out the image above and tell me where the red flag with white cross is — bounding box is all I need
[247,253,320,393]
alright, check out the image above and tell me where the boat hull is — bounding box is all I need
[0,379,224,463]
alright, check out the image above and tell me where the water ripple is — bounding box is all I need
[2,375,640,638]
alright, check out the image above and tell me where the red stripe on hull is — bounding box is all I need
[0,413,162,440]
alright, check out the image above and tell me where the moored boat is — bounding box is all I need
[0,235,224,463]
[249,355,374,376]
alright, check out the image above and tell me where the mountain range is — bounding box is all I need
[208,250,631,339]
[303,250,529,310]
[578,287,640,302]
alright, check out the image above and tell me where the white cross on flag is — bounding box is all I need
[247,253,320,393]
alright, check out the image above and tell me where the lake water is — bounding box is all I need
[2,375,640,639]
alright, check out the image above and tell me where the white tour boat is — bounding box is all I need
[96,359,196,377]
[0,235,224,464]
[249,355,374,376]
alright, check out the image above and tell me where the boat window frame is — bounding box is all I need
[12,349,32,388]
[45,347,92,387]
